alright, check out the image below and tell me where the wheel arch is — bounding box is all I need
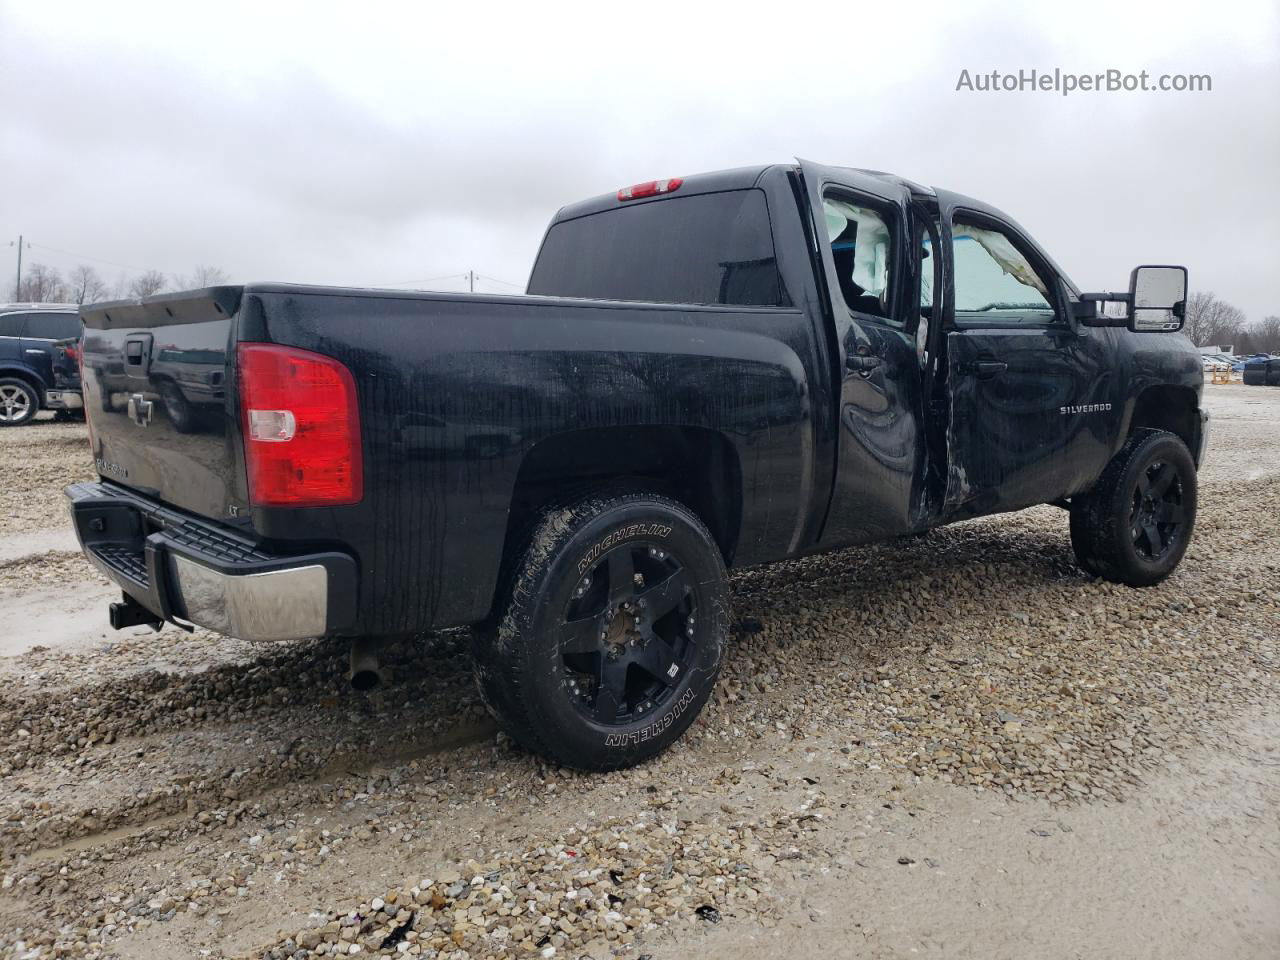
[0,366,45,406]
[493,425,743,618]
[1122,385,1203,465]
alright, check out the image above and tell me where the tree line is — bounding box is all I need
[8,263,229,305]
[1183,292,1280,354]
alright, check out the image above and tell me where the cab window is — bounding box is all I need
[952,220,1054,324]
[529,189,784,307]
[823,195,894,323]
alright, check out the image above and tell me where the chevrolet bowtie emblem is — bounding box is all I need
[127,393,154,427]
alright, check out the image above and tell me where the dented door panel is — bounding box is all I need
[795,160,928,548]
[944,326,1116,517]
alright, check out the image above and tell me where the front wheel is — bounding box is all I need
[473,491,729,770]
[1069,429,1197,587]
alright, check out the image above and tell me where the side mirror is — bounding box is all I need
[1129,265,1187,332]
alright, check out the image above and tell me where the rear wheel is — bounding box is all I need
[473,491,729,770]
[0,378,38,427]
[1069,429,1197,587]
[157,379,196,433]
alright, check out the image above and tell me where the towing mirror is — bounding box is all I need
[1129,265,1187,332]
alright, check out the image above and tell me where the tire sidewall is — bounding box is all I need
[508,498,728,768]
[1109,433,1197,584]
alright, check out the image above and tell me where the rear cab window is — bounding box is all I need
[528,189,785,307]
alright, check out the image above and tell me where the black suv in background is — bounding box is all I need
[0,303,84,426]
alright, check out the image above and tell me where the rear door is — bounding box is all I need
[0,312,25,364]
[798,160,930,547]
[940,208,1112,515]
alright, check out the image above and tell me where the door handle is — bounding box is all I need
[846,355,883,373]
[972,360,1007,378]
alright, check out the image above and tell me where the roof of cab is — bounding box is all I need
[0,302,78,313]
[549,162,942,226]
[543,161,1079,294]
[551,165,780,223]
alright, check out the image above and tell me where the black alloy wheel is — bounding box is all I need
[1128,459,1187,561]
[559,540,698,725]
[473,490,729,770]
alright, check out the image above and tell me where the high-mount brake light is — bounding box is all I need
[237,343,363,507]
[617,177,684,202]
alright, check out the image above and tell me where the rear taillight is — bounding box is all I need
[65,342,80,364]
[236,343,363,507]
[617,177,683,201]
[77,343,94,452]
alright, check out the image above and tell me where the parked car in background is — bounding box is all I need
[0,303,83,426]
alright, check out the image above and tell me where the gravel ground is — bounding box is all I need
[0,383,1276,959]
[0,418,95,537]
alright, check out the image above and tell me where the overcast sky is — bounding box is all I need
[2,0,1277,318]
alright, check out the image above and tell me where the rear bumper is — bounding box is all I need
[44,390,83,410]
[65,481,357,641]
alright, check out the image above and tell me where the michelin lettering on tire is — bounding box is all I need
[576,522,672,575]
[604,686,697,747]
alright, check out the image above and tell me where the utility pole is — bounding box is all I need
[10,235,22,300]
[468,269,475,293]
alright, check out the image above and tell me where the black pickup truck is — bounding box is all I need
[67,161,1206,769]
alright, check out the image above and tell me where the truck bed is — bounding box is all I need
[78,283,820,634]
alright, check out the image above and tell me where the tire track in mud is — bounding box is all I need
[12,714,500,866]
[0,631,495,859]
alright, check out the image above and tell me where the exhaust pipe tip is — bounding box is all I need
[350,668,383,692]
[348,638,388,693]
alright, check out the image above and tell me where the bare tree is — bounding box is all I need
[1183,291,1246,348]
[128,270,168,298]
[1249,315,1280,355]
[14,263,69,302]
[193,264,228,287]
[68,265,110,305]
[173,264,230,290]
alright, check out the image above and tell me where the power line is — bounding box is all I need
[23,241,160,275]
[388,272,469,287]
[476,274,525,290]
[388,272,526,292]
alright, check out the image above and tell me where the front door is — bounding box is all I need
[940,208,1112,517]
[798,161,930,548]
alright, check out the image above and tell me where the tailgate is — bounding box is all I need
[80,287,244,522]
